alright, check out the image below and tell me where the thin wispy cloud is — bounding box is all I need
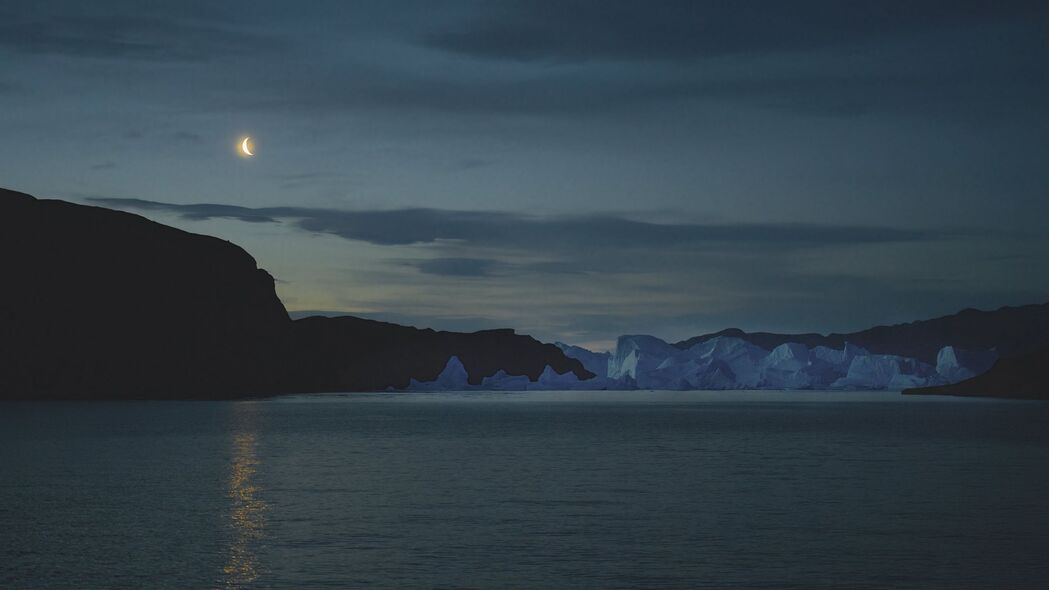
[0,12,283,62]
[412,257,500,278]
[424,1,1042,63]
[87,197,956,252]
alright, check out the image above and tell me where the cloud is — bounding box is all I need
[195,22,1046,122]
[170,131,203,143]
[451,158,496,170]
[0,12,283,62]
[268,171,350,190]
[412,257,500,277]
[7,1,1040,125]
[227,64,660,116]
[405,257,585,278]
[87,197,954,254]
[88,196,1000,306]
[89,198,278,223]
[424,1,1044,63]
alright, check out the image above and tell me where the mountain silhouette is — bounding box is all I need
[676,304,1049,365]
[289,316,587,392]
[0,188,591,400]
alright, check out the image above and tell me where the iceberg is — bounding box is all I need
[607,335,683,384]
[687,336,768,388]
[604,335,769,389]
[755,342,867,388]
[582,336,955,391]
[534,365,587,389]
[811,342,868,367]
[935,346,998,383]
[405,339,1000,392]
[480,369,532,391]
[555,342,611,377]
[651,336,768,389]
[762,342,811,373]
[832,354,944,390]
[407,357,618,391]
[407,355,470,391]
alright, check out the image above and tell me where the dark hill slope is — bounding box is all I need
[676,304,1049,365]
[903,347,1049,400]
[0,188,589,399]
[288,316,592,392]
[0,188,292,399]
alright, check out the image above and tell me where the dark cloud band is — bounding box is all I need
[88,197,950,252]
[425,1,1044,63]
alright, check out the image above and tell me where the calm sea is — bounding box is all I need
[2,391,1048,589]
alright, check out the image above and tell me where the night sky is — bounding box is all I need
[3,1,1047,349]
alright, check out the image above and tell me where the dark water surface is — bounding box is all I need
[2,391,1048,589]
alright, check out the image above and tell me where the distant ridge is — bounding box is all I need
[675,303,1049,365]
[290,316,589,392]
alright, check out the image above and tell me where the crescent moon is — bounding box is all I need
[241,137,254,157]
